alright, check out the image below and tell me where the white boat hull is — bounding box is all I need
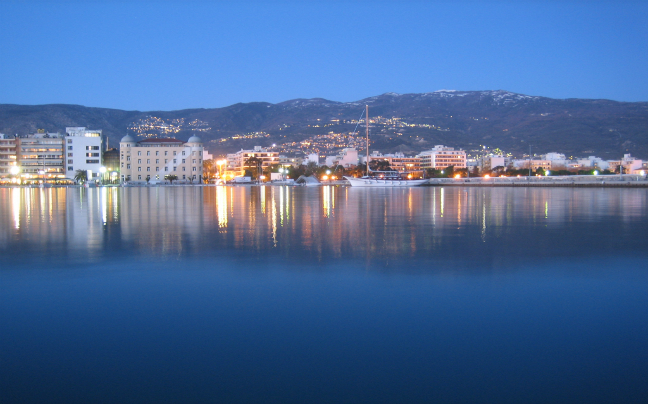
[344,176,428,187]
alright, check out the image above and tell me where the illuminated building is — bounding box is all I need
[225,146,279,177]
[0,134,17,176]
[16,132,65,180]
[367,151,422,173]
[64,127,103,180]
[417,145,467,169]
[119,135,204,182]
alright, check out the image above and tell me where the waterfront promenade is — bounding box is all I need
[427,174,648,187]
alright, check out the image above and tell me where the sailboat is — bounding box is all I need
[344,105,428,187]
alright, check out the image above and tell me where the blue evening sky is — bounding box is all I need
[1,0,646,111]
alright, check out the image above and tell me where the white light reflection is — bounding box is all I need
[440,187,444,217]
[432,188,436,225]
[323,186,331,217]
[271,188,278,247]
[280,185,285,226]
[217,185,228,228]
[261,185,266,214]
[101,187,108,224]
[481,191,487,242]
[12,188,21,229]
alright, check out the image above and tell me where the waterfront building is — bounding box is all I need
[16,132,65,180]
[367,151,422,173]
[225,146,279,177]
[102,148,120,182]
[577,156,609,170]
[325,148,359,168]
[417,145,467,169]
[0,134,17,176]
[279,155,301,167]
[303,153,319,166]
[119,135,204,182]
[542,152,569,170]
[512,159,552,171]
[483,155,508,172]
[64,127,103,180]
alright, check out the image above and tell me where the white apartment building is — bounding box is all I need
[577,156,609,170]
[119,135,204,182]
[483,155,508,171]
[325,148,359,168]
[225,146,279,176]
[64,127,103,179]
[417,145,467,169]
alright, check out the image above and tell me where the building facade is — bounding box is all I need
[225,146,279,177]
[417,145,467,169]
[64,127,103,179]
[0,134,17,176]
[367,151,422,173]
[16,132,65,179]
[119,136,204,182]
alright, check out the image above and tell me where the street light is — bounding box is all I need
[217,159,225,178]
[99,166,107,185]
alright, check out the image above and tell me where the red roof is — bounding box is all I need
[138,138,184,144]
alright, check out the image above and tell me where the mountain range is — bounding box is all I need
[1,90,647,159]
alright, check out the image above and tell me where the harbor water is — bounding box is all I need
[1,186,647,403]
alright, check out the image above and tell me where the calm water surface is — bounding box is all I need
[1,186,647,403]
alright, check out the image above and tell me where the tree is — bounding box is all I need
[370,159,392,171]
[244,156,262,179]
[74,169,87,184]
[145,175,150,184]
[304,161,318,176]
[165,174,178,184]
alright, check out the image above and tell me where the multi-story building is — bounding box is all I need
[417,145,467,169]
[119,135,204,182]
[225,146,279,177]
[512,159,552,171]
[64,127,103,179]
[367,151,421,173]
[0,134,17,176]
[325,148,359,168]
[16,132,65,180]
[483,155,508,172]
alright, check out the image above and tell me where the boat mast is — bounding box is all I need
[366,104,369,177]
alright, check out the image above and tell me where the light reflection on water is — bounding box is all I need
[1,186,648,403]
[0,186,646,266]
[0,186,646,271]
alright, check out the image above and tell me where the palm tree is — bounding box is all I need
[74,169,87,184]
[165,174,178,184]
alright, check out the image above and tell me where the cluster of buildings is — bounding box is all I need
[481,152,646,175]
[2,124,645,185]
[0,128,107,184]
[221,144,647,178]
[220,145,468,178]
[0,129,206,185]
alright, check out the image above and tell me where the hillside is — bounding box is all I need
[1,90,647,159]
